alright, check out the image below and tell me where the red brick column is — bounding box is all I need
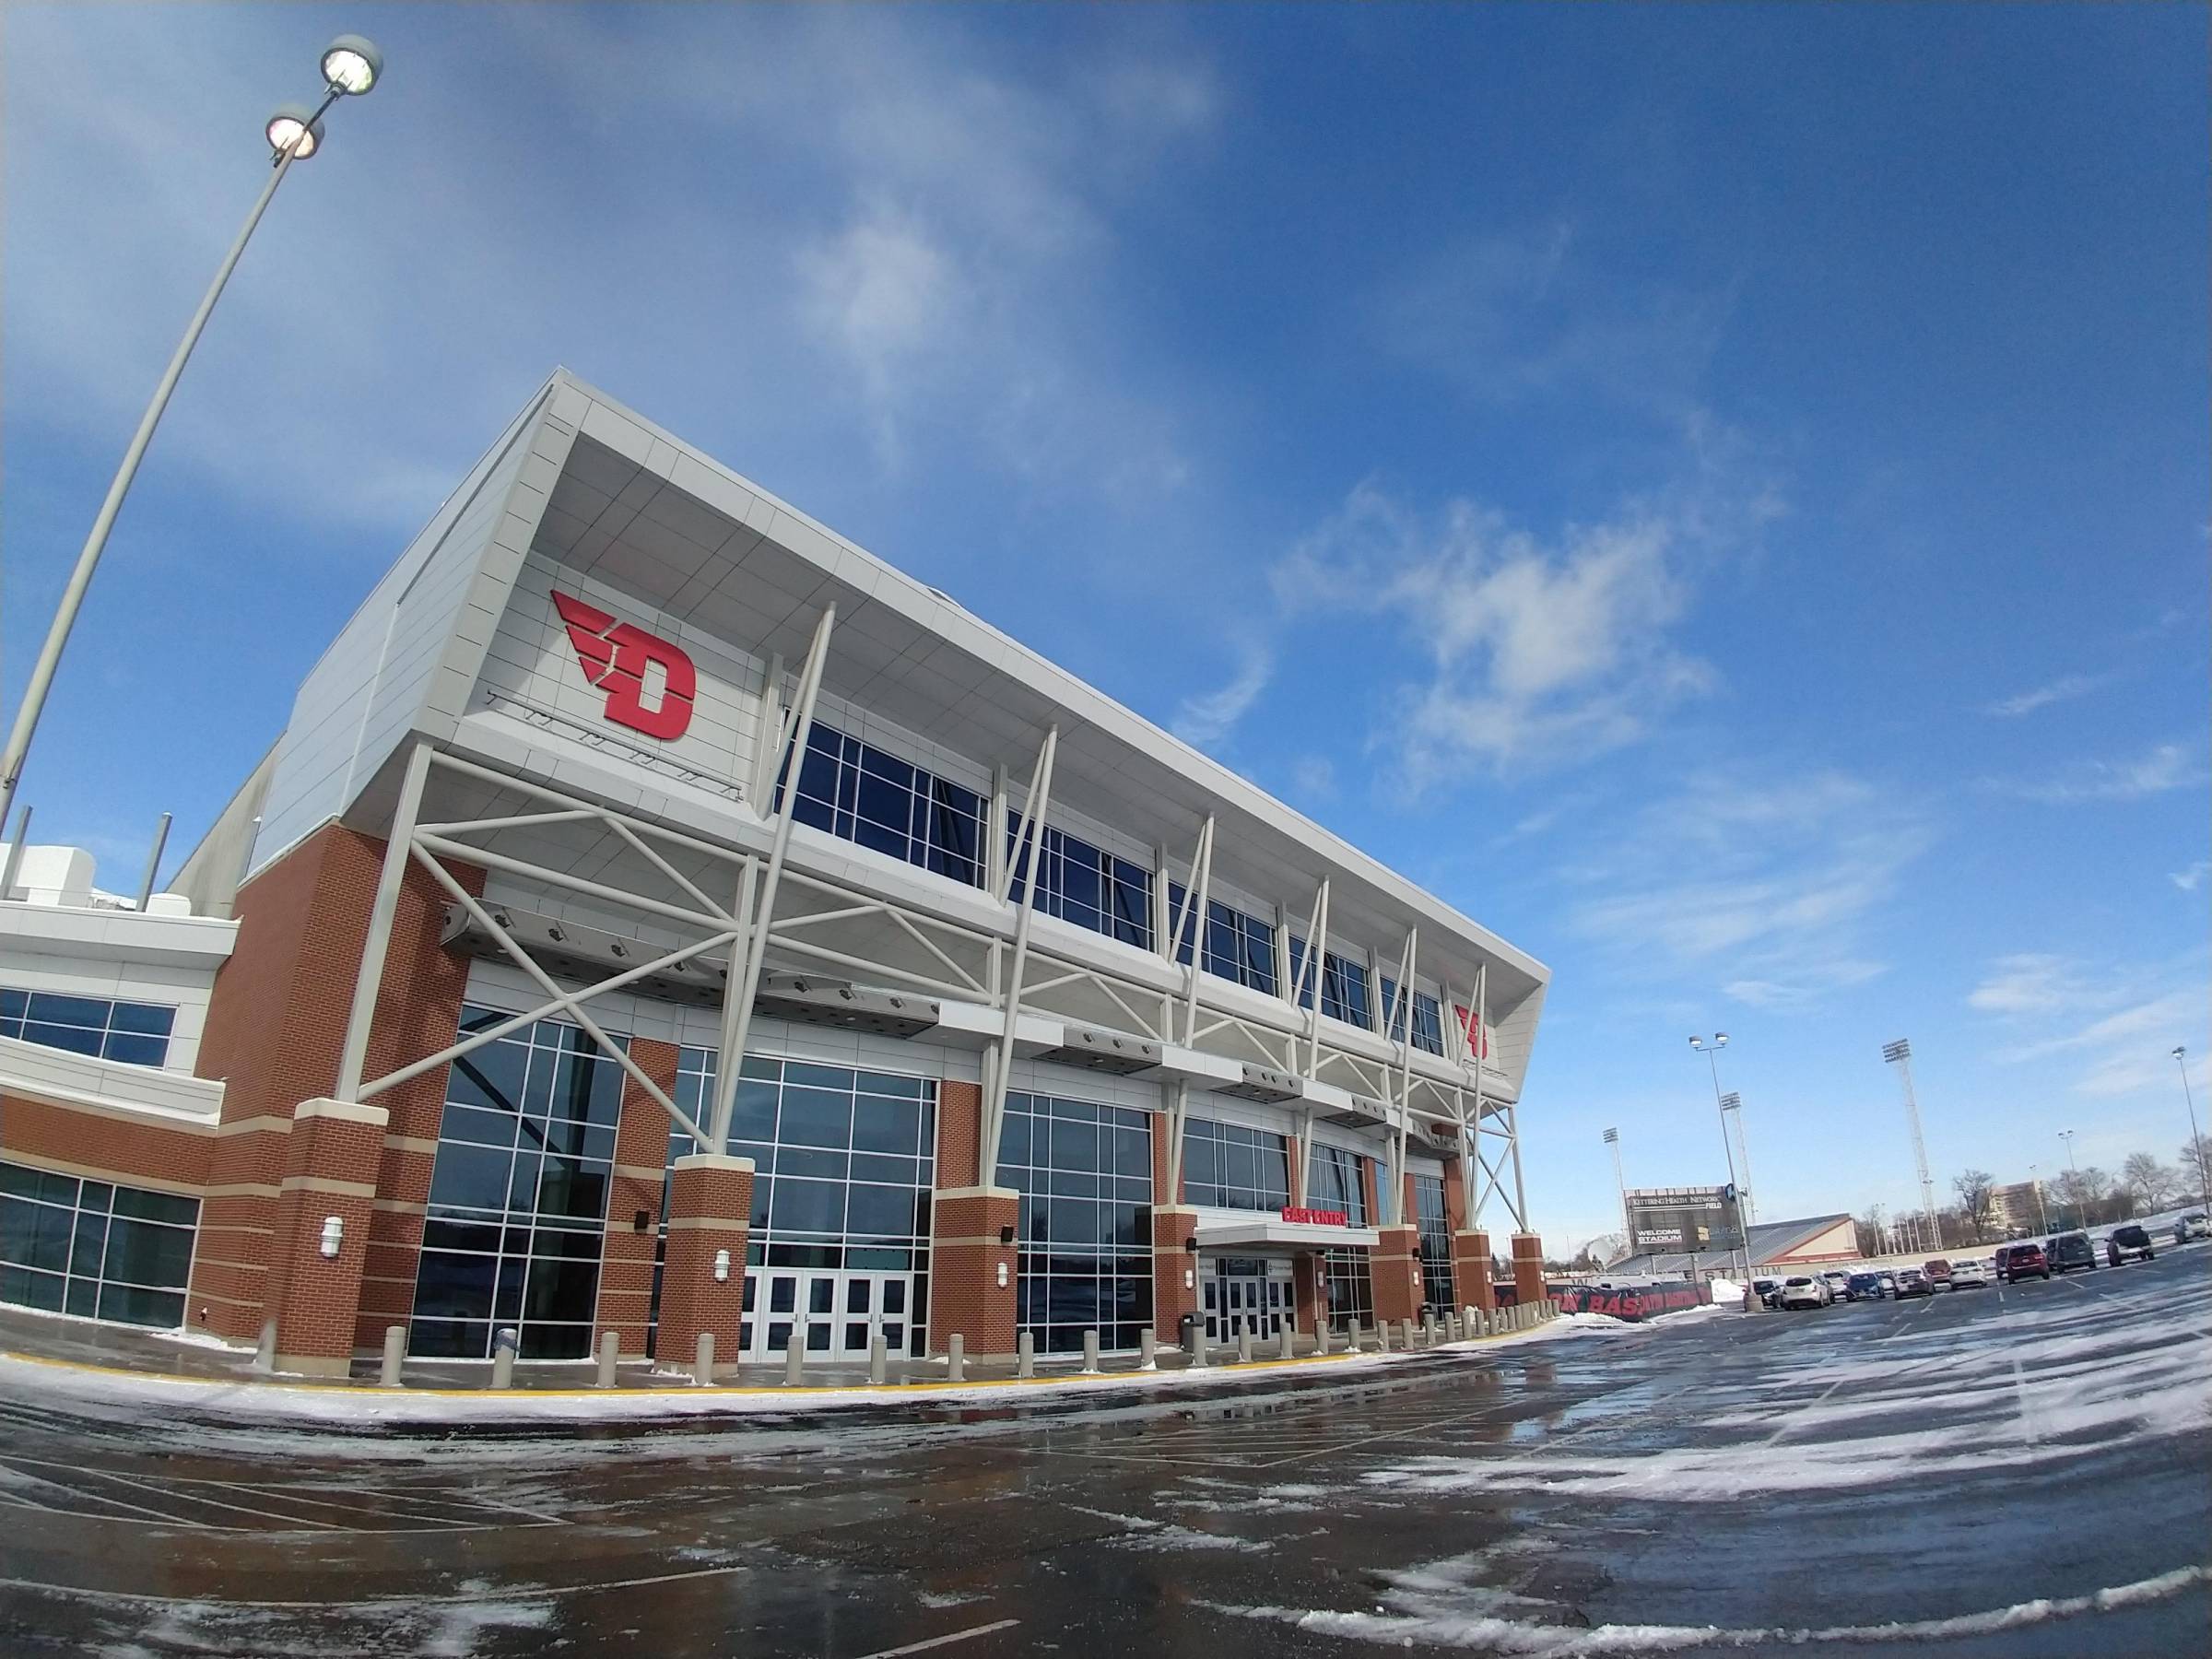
[1151,1206,1199,1346]
[1443,1157,1470,1234]
[1284,1135,1303,1206]
[657,1153,755,1375]
[1371,1224,1423,1326]
[1453,1230,1497,1312]
[264,1099,388,1376]
[931,1186,1020,1358]
[597,1040,680,1359]
[1512,1232,1547,1308]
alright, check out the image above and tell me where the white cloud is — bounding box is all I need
[1983,672,2107,718]
[1171,645,1273,750]
[1966,954,2069,1015]
[1564,769,1929,1013]
[2170,861,2210,892]
[1998,743,2200,804]
[1289,756,1337,800]
[1970,952,2209,1102]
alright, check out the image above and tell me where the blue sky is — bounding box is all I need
[6,5,2206,1253]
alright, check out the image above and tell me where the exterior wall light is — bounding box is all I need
[712,1248,731,1282]
[319,1215,344,1258]
[999,1224,1015,1244]
[996,1262,1009,1288]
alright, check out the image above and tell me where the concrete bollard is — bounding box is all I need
[491,1326,518,1391]
[1139,1331,1156,1370]
[1446,1313,1460,1342]
[1399,1318,1415,1351]
[379,1324,406,1387]
[1188,1332,1208,1369]
[869,1332,888,1385]
[254,1318,276,1373]
[784,1338,806,1386]
[1316,1321,1331,1357]
[1082,1329,1101,1374]
[1464,1305,1478,1335]
[1377,1319,1392,1353]
[1237,1328,1253,1364]
[693,1330,714,1386]
[596,1330,619,1388]
[1275,1324,1290,1359]
[1018,1331,1036,1378]
[947,1333,965,1382]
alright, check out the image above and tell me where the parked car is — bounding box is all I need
[1779,1276,1827,1310]
[2045,1230,2097,1274]
[1821,1271,1855,1302]
[1893,1267,1931,1299]
[1847,1271,1887,1300]
[1877,1270,1898,1295]
[2174,1213,2209,1243]
[2105,1224,2156,1265]
[1949,1259,1991,1288]
[1752,1277,1784,1309]
[1923,1258,1955,1290]
[1994,1241,2050,1282]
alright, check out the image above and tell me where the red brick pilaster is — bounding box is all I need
[598,1039,680,1358]
[1442,1157,1469,1234]
[1512,1232,1547,1308]
[936,1078,981,1190]
[1151,1206,1199,1345]
[1453,1230,1497,1312]
[657,1153,755,1374]
[1371,1224,1423,1325]
[265,1099,388,1376]
[1284,1135,1303,1206]
[929,1186,1020,1358]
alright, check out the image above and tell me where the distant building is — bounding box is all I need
[1991,1179,2045,1235]
[1602,1212,1857,1281]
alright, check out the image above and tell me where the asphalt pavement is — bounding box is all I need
[0,1248,2204,1657]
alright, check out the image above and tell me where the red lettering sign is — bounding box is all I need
[1280,1206,1348,1227]
[1454,1005,1488,1059]
[552,591,698,741]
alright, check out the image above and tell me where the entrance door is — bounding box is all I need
[748,1269,913,1363]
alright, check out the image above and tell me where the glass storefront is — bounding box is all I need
[1181,1117,1291,1211]
[1003,1091,1153,1353]
[0,1160,196,1327]
[411,1007,623,1359]
[1413,1171,1453,1311]
[1308,1143,1371,1225]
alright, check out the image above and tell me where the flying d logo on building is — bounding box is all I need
[551,591,697,741]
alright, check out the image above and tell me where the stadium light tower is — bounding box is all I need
[1688,1034,1750,1286]
[1603,1126,1629,1244]
[1882,1039,1940,1252]
[0,34,386,845]
[2175,1048,2208,1208]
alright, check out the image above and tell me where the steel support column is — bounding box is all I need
[979,724,1059,1190]
[335,740,433,1103]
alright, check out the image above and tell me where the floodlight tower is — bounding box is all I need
[1603,1126,1630,1244]
[1882,1039,1941,1250]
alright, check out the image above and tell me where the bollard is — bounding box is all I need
[1377,1319,1392,1353]
[1464,1305,1477,1335]
[693,1330,714,1386]
[1077,1328,1099,1373]
[784,1338,806,1386]
[1015,1331,1035,1378]
[254,1318,276,1373]
[491,1325,518,1391]
[1446,1313,1459,1342]
[1316,1321,1331,1357]
[947,1333,965,1382]
[1400,1318,1415,1351]
[596,1330,619,1388]
[869,1332,887,1386]
[379,1324,406,1387]
[1139,1331,1156,1370]
[1275,1323,1290,1360]
[1188,1330,1208,1369]
[1425,1314,1438,1346]
[1237,1327,1253,1364]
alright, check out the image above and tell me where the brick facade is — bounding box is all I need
[1512,1231,1547,1308]
[1452,1229,1497,1312]
[1371,1223,1423,1324]
[656,1153,754,1375]
[264,1099,389,1376]
[929,1186,1019,1358]
[597,1040,681,1359]
[0,1093,214,1192]
[1150,1206,1199,1345]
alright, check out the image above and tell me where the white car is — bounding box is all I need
[1949,1259,1991,1288]
[1820,1271,1853,1302]
[1779,1276,1828,1310]
[2173,1213,2208,1243]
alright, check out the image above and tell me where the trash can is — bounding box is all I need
[1178,1312,1200,1352]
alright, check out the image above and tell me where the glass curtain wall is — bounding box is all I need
[1002,1092,1153,1352]
[1180,1118,1291,1211]
[1166,886,1277,994]
[1288,941,1373,1029]
[1308,1144,1371,1224]
[1413,1172,1453,1310]
[0,1161,196,1326]
[0,989,174,1067]
[412,1008,622,1359]
[782,721,986,888]
[1010,818,1153,948]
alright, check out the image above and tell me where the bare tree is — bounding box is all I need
[2123,1153,2180,1211]
[2180,1134,2212,1206]
[1854,1204,1888,1257]
[1951,1169,1996,1242]
[2050,1167,2108,1228]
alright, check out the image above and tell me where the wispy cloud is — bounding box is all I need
[1994,743,2201,804]
[1288,756,1337,801]
[1565,769,1929,1013]
[1967,954,2068,1015]
[1983,672,2106,718]
[1971,952,2208,1100]
[1171,644,1273,750]
[2171,861,2210,892]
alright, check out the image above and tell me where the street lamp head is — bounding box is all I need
[1714,1033,1728,1049]
[1688,1035,1703,1050]
[321,34,384,95]
[265,104,325,159]
[2174,1046,2187,1061]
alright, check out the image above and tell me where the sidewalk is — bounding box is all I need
[0,1300,1590,1428]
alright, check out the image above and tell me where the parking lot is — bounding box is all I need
[0,1248,2204,1657]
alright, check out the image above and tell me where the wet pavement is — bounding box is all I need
[0,1249,2205,1657]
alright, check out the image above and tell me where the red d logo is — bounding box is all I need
[551,590,698,741]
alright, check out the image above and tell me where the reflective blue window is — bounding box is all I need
[780,722,984,888]
[1166,886,1277,994]
[1011,819,1153,949]
[1003,1092,1153,1353]
[1181,1118,1290,1212]
[0,988,174,1068]
[0,1160,196,1328]
[1288,941,1371,1029]
[1380,978,1447,1057]
[1309,1144,1371,1227]
[1413,1172,1453,1310]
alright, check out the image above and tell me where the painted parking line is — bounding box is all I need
[850,1619,1020,1658]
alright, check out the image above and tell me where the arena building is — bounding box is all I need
[0,371,1551,1377]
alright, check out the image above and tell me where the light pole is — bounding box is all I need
[1603,1126,1630,1252]
[1688,1034,1750,1288]
[2175,1048,2208,1209]
[0,35,385,845]
[2058,1129,2080,1227]
[2028,1164,2049,1234]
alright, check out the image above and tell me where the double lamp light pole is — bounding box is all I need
[1688,1033,1753,1288]
[0,36,387,856]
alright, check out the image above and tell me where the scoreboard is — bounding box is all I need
[1626,1185,1743,1255]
